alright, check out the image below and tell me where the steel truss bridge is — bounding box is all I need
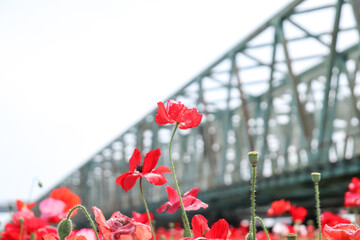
[41,0,360,225]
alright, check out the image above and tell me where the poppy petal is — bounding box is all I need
[155,101,175,125]
[143,173,167,185]
[142,148,161,173]
[183,196,208,211]
[165,185,180,204]
[153,166,172,174]
[179,108,202,130]
[156,202,172,213]
[167,100,186,123]
[205,219,229,239]
[191,214,209,238]
[92,206,111,236]
[184,187,200,198]
[167,202,181,214]
[122,174,141,192]
[129,149,142,172]
[115,172,131,186]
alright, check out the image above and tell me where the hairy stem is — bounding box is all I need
[251,166,257,240]
[67,205,100,240]
[314,182,321,240]
[139,178,156,240]
[169,123,192,236]
[255,216,270,240]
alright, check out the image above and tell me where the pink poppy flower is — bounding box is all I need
[156,186,208,214]
[115,148,171,192]
[155,100,202,130]
[39,187,81,224]
[92,206,152,240]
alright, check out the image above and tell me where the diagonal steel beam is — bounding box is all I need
[317,0,343,153]
[233,55,255,151]
[278,20,312,148]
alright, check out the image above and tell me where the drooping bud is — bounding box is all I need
[311,172,321,183]
[57,218,73,240]
[248,152,259,166]
[245,232,253,240]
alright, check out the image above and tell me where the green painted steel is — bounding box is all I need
[41,0,360,220]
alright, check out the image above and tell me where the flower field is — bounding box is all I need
[1,100,359,240]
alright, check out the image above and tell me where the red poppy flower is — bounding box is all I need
[115,148,171,192]
[344,192,360,207]
[16,200,36,211]
[93,206,152,240]
[39,187,81,223]
[184,214,229,240]
[323,223,360,240]
[155,100,203,130]
[321,212,351,230]
[156,186,208,214]
[132,211,154,225]
[344,177,360,207]
[289,205,307,223]
[267,199,291,216]
[348,177,360,193]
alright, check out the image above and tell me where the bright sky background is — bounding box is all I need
[0,0,291,206]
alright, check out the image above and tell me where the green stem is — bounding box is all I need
[19,219,24,240]
[169,123,192,237]
[314,182,321,240]
[353,208,359,226]
[139,178,156,240]
[255,216,270,240]
[67,205,100,240]
[251,166,257,240]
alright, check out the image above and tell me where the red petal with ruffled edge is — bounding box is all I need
[205,219,229,239]
[92,206,111,237]
[167,100,186,123]
[179,108,202,130]
[155,101,175,125]
[323,223,360,240]
[191,214,209,238]
[143,173,167,185]
[129,149,142,172]
[142,148,161,173]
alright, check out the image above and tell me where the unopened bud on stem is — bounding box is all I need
[248,152,259,166]
[311,172,321,183]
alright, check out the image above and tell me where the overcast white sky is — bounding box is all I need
[0,0,291,205]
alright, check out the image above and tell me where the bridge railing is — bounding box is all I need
[45,0,360,216]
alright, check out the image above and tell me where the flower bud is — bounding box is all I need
[248,152,259,166]
[245,233,253,240]
[311,172,321,183]
[287,233,297,240]
[57,219,72,240]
